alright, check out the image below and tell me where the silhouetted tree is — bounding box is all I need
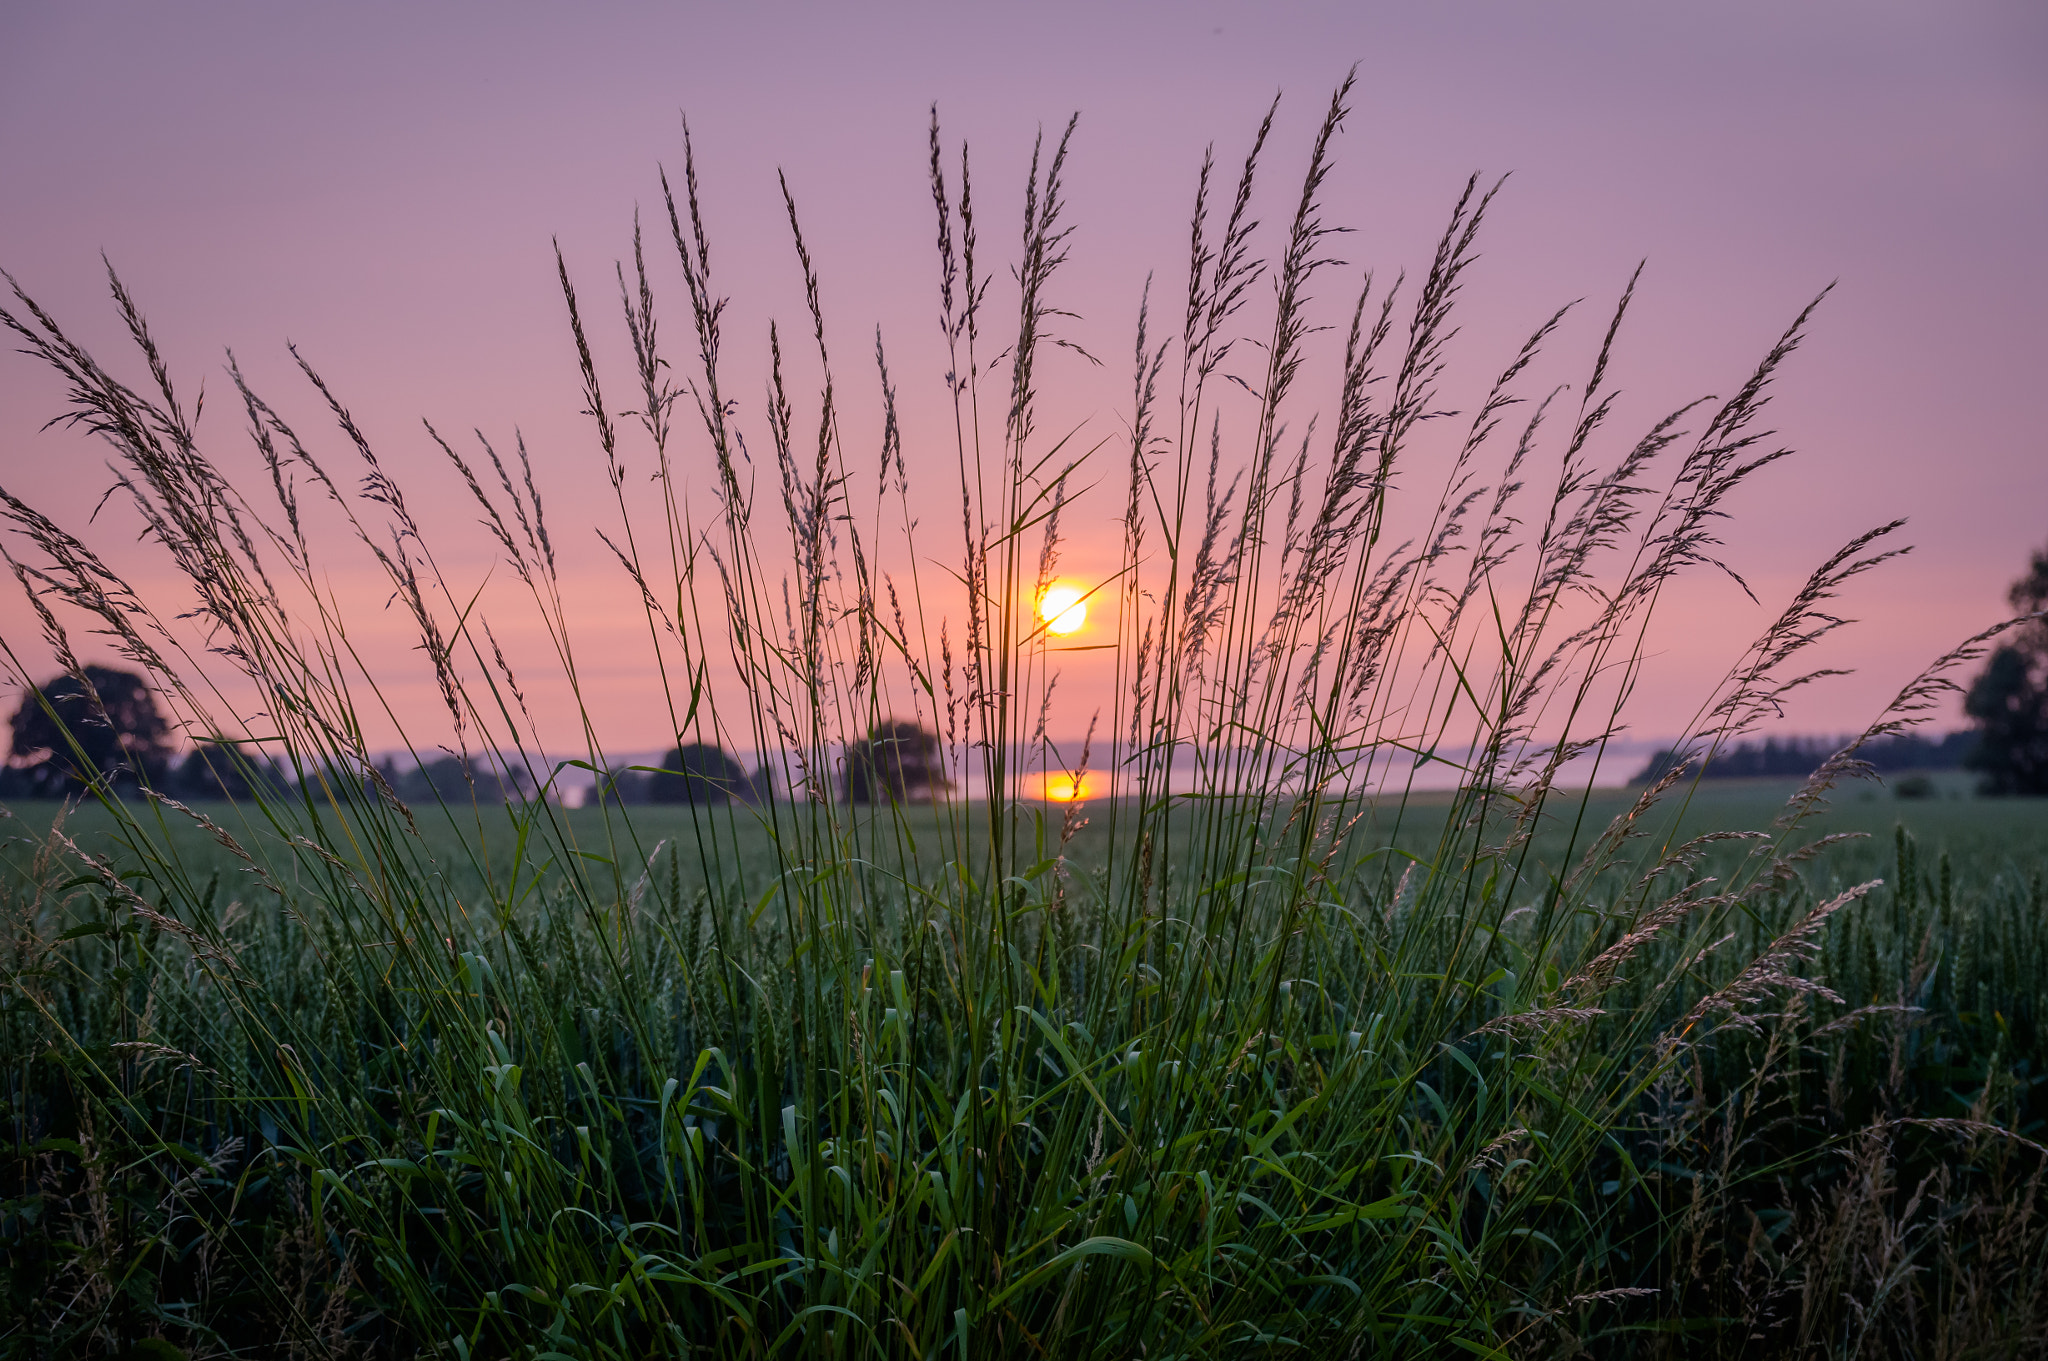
[6,666,172,796]
[290,759,381,804]
[594,767,650,807]
[844,720,948,804]
[1965,545,2048,796]
[394,755,528,805]
[174,738,281,801]
[649,742,748,806]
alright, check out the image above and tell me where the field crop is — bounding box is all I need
[6,787,2044,1358]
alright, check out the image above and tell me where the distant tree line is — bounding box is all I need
[378,755,530,805]
[1631,542,2048,796]
[1629,731,1976,785]
[596,742,771,807]
[24,658,2040,808]
[3,672,961,810]
[597,722,950,807]
[0,665,527,805]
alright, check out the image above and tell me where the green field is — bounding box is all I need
[15,775,2041,896]
[5,783,2045,1358]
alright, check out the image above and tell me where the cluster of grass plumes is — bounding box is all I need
[3,74,2042,1358]
[1559,825,2048,1357]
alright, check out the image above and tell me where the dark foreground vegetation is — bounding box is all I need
[4,75,2047,1358]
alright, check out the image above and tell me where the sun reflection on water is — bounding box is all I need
[1024,770,1102,802]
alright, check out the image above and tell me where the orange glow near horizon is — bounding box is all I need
[1038,581,1088,636]
[1026,769,1102,802]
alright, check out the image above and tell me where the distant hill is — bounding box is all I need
[1630,731,1974,784]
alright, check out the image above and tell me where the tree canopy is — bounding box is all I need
[648,742,749,806]
[175,738,285,801]
[5,665,173,796]
[844,720,948,804]
[1964,543,2048,796]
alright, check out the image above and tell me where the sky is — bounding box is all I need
[1,0,2044,777]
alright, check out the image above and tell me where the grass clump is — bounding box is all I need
[3,76,2045,1358]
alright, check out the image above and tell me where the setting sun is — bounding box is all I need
[1038,581,1088,636]
[1026,770,1102,802]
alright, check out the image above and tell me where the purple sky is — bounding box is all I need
[3,1,2044,763]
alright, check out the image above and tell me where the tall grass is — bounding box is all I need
[2,78,2041,1357]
